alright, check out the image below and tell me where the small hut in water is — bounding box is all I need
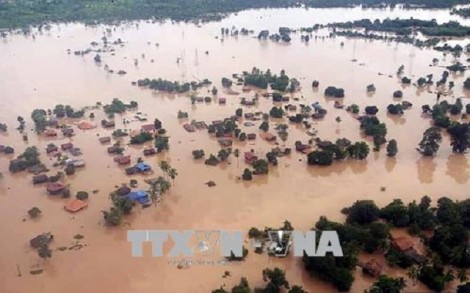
[33,174,49,185]
[46,182,66,195]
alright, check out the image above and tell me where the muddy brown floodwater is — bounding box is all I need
[0,6,469,293]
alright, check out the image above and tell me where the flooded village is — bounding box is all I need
[1,1,470,293]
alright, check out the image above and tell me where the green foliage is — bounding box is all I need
[346,200,380,225]
[447,122,470,153]
[262,267,290,292]
[31,109,48,133]
[386,139,398,157]
[380,199,409,227]
[253,159,269,174]
[393,90,403,98]
[0,0,467,29]
[418,127,442,156]
[418,264,454,292]
[242,168,253,180]
[9,146,41,172]
[346,104,360,114]
[347,141,370,160]
[259,121,269,132]
[307,150,334,166]
[155,136,170,152]
[192,149,205,159]
[221,77,233,88]
[217,148,231,161]
[243,68,295,92]
[177,110,189,119]
[368,275,406,293]
[112,195,134,215]
[205,154,220,166]
[130,132,154,144]
[269,107,284,118]
[104,98,138,114]
[387,104,404,115]
[365,106,379,115]
[28,207,41,218]
[76,191,89,200]
[324,86,345,98]
[102,207,122,226]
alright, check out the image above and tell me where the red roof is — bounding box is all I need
[117,156,131,165]
[244,152,258,163]
[64,199,88,213]
[61,143,73,150]
[391,237,414,251]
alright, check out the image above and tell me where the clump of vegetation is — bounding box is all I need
[104,98,138,114]
[76,191,89,200]
[417,127,442,156]
[28,207,42,218]
[9,146,41,173]
[243,68,298,92]
[177,110,189,119]
[346,104,360,114]
[130,132,153,145]
[192,149,205,159]
[242,168,253,180]
[386,139,398,157]
[137,77,210,93]
[324,86,345,98]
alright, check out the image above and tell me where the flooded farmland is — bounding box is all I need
[0,5,469,293]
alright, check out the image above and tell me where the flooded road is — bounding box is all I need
[0,6,469,293]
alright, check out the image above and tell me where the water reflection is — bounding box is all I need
[416,156,436,184]
[385,157,397,173]
[446,153,469,184]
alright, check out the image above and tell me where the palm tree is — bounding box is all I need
[168,168,178,185]
[233,149,240,168]
[407,266,419,286]
[159,161,170,178]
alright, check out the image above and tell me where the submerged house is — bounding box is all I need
[99,136,111,144]
[244,152,258,165]
[362,259,383,277]
[46,182,66,195]
[61,127,75,137]
[218,138,233,147]
[33,174,49,185]
[127,190,150,205]
[135,162,152,173]
[262,133,277,142]
[116,185,131,196]
[143,148,156,156]
[107,146,119,154]
[141,124,156,133]
[116,156,131,165]
[183,123,196,132]
[46,144,59,154]
[61,142,73,151]
[101,119,115,128]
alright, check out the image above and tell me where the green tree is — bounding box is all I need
[28,207,41,218]
[368,275,406,293]
[386,139,398,157]
[448,122,470,153]
[242,168,253,181]
[307,150,334,166]
[155,136,170,152]
[262,267,290,292]
[418,127,442,156]
[253,159,269,174]
[346,200,380,225]
[260,121,269,132]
